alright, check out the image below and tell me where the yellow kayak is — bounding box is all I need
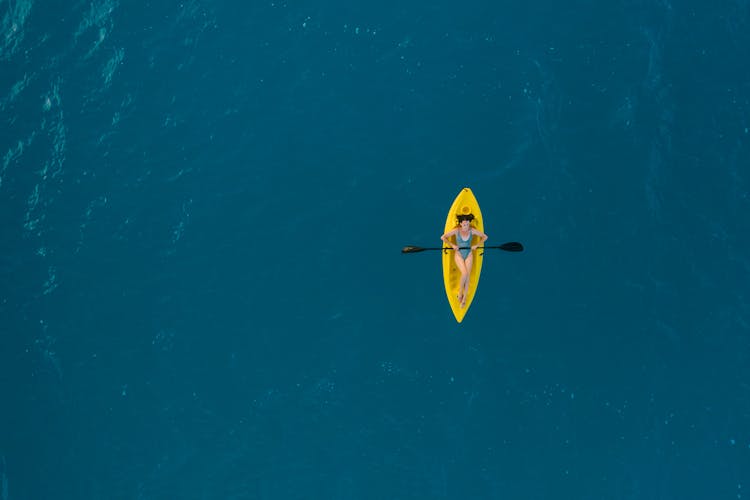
[443,187,484,323]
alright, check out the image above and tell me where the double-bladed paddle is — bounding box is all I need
[402,242,524,254]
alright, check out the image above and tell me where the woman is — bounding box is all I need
[440,214,488,308]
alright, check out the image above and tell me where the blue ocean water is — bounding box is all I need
[1,0,749,498]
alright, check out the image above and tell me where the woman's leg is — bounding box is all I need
[461,253,474,307]
[454,252,468,301]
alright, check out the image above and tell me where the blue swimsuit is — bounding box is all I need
[456,230,473,259]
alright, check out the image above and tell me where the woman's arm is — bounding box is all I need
[441,229,458,249]
[471,229,488,250]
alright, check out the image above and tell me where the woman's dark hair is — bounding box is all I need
[456,213,475,223]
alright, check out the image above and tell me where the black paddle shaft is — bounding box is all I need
[402,242,524,254]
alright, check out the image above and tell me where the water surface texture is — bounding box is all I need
[1,1,749,498]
